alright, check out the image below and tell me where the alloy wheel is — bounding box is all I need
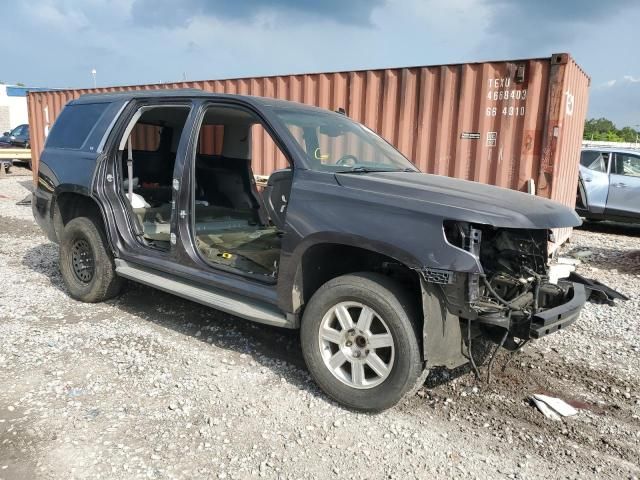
[318,301,395,389]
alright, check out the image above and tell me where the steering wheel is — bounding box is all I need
[336,154,358,167]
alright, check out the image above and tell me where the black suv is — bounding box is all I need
[33,90,586,411]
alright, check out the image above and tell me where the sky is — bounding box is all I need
[2,0,639,127]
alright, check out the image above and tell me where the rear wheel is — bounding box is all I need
[59,217,122,302]
[301,273,424,411]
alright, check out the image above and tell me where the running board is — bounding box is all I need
[114,259,291,328]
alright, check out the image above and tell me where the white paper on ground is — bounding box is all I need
[531,397,562,421]
[532,394,578,417]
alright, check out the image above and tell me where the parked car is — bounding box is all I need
[576,148,640,223]
[33,90,589,411]
[0,124,30,148]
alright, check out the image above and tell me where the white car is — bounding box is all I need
[576,148,640,223]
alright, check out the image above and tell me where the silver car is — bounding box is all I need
[576,148,640,223]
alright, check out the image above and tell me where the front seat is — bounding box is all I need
[263,168,292,230]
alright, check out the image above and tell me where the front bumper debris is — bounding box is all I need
[568,271,629,305]
[529,282,586,339]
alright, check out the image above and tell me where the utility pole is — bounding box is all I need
[91,68,97,88]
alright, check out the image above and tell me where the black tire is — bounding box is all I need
[59,217,122,302]
[301,272,424,412]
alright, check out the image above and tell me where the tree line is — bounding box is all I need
[584,118,639,143]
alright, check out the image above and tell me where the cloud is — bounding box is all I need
[479,0,639,52]
[130,0,386,28]
[28,1,90,30]
[483,0,635,21]
[590,74,640,126]
[598,75,640,89]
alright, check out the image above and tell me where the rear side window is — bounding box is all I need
[47,103,109,149]
[579,151,608,173]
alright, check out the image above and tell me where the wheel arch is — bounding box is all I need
[283,233,423,320]
[52,186,112,248]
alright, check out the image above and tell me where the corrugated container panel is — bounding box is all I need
[27,53,589,242]
[544,55,590,244]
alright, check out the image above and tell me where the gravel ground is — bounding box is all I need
[0,167,639,479]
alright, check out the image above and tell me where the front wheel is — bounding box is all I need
[301,273,424,411]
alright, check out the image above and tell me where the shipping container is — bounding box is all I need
[27,53,589,242]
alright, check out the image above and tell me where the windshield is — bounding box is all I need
[273,108,419,173]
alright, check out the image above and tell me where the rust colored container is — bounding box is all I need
[27,53,589,242]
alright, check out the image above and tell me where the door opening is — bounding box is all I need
[117,105,190,251]
[192,105,292,278]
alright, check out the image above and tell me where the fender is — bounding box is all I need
[277,231,424,314]
[292,231,423,269]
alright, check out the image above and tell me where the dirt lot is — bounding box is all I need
[1,167,639,479]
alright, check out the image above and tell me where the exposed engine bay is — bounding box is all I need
[474,227,574,338]
[442,222,578,342]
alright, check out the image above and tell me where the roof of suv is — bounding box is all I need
[71,89,332,113]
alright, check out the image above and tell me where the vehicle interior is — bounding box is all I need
[579,150,609,173]
[117,104,292,279]
[273,109,418,174]
[192,105,291,278]
[117,105,190,251]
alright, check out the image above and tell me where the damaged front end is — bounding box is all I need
[460,224,586,341]
[421,222,587,369]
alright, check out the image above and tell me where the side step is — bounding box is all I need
[114,259,291,329]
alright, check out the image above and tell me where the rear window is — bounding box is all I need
[46,103,109,149]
